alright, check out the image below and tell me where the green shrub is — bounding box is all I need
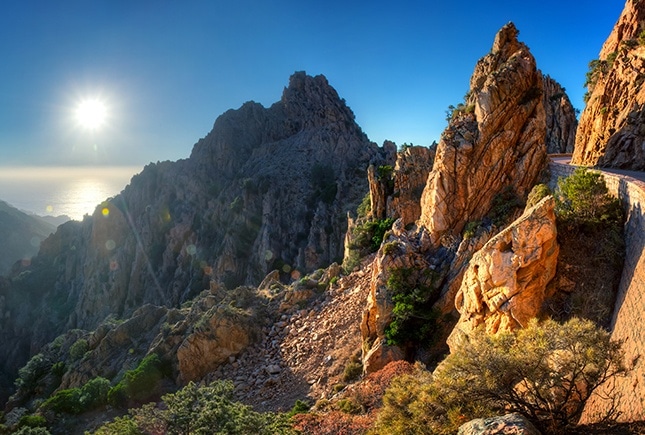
[41,376,109,414]
[462,220,481,239]
[525,183,551,210]
[342,361,363,383]
[381,241,399,255]
[584,57,613,101]
[352,218,394,252]
[42,388,82,414]
[374,318,625,434]
[336,398,362,415]
[50,362,66,378]
[93,416,143,435]
[555,167,623,226]
[488,186,523,227]
[445,103,475,121]
[17,414,47,428]
[69,338,89,361]
[356,193,371,218]
[98,381,295,434]
[287,399,311,418]
[108,354,168,408]
[384,268,440,347]
[79,377,110,410]
[15,354,50,392]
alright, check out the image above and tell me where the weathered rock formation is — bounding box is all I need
[360,220,434,373]
[447,196,559,350]
[543,75,577,154]
[359,23,552,373]
[388,145,436,225]
[572,0,645,169]
[419,22,547,246]
[458,413,541,435]
[365,143,434,225]
[0,72,389,405]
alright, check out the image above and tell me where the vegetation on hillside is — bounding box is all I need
[548,168,625,326]
[374,318,625,434]
[95,381,294,435]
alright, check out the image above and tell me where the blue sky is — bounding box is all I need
[0,0,624,167]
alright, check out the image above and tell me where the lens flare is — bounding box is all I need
[75,98,107,130]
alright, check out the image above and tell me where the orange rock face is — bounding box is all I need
[388,145,436,226]
[572,0,645,169]
[447,197,559,350]
[418,22,547,246]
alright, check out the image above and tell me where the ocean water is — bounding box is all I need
[0,166,143,221]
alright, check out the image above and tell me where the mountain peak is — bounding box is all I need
[492,21,521,55]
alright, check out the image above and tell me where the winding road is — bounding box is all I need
[550,154,645,183]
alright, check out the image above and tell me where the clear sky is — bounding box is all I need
[0,0,625,167]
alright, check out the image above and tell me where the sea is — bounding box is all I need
[0,166,143,221]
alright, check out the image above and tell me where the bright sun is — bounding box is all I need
[75,99,107,130]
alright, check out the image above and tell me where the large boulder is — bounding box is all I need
[447,197,558,350]
[572,0,645,169]
[458,413,541,435]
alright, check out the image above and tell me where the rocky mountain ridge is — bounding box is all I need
[0,72,390,405]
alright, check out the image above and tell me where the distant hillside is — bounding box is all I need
[0,200,57,274]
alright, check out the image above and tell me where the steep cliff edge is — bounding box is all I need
[360,23,551,372]
[572,0,645,169]
[419,22,547,245]
[0,72,388,405]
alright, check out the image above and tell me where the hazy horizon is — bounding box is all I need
[0,165,142,220]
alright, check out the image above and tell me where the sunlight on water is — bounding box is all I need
[0,166,142,220]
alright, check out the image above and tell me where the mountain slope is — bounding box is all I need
[0,72,391,406]
[0,200,56,274]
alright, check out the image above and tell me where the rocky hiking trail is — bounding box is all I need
[209,258,375,412]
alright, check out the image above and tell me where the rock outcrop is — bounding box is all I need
[458,413,541,435]
[572,0,645,169]
[0,72,389,405]
[359,22,551,372]
[388,145,436,225]
[419,22,547,246]
[543,75,577,154]
[447,196,558,350]
[365,143,434,225]
[360,220,435,373]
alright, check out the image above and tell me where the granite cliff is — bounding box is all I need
[0,72,389,405]
[543,75,577,154]
[572,0,645,169]
[360,23,554,373]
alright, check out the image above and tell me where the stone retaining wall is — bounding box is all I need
[549,161,645,422]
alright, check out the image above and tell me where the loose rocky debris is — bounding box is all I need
[208,257,375,411]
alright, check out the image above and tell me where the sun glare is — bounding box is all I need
[75,98,107,130]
